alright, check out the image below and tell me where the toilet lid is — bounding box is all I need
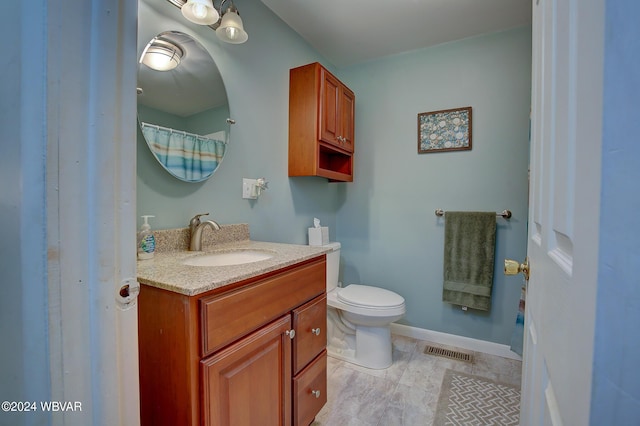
[338,284,405,308]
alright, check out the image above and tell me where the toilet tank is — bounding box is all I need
[323,242,341,292]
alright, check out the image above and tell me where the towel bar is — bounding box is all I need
[435,209,512,219]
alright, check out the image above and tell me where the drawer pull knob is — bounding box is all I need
[311,390,321,398]
[311,327,321,336]
[286,329,296,339]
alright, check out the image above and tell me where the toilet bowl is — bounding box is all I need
[323,243,406,369]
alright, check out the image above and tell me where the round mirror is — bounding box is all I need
[137,31,229,182]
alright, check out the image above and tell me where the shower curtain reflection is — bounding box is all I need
[141,122,226,182]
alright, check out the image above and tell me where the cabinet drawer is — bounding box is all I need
[292,295,326,374]
[293,351,327,426]
[200,258,325,356]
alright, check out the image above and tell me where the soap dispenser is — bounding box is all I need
[137,215,156,260]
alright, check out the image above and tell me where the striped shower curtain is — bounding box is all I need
[141,122,226,182]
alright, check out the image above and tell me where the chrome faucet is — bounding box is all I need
[189,213,221,251]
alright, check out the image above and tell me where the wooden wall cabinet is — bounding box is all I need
[138,256,327,426]
[289,62,355,182]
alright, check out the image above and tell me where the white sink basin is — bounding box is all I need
[182,250,274,267]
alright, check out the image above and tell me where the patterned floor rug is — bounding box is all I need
[434,369,520,425]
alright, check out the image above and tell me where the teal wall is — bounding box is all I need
[137,0,531,345]
[186,104,230,135]
[335,28,531,344]
[138,103,186,129]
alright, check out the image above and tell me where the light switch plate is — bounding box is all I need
[242,178,257,199]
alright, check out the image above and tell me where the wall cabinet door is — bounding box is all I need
[201,315,293,426]
[339,87,355,152]
[320,69,354,153]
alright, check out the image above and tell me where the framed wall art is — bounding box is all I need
[418,106,472,153]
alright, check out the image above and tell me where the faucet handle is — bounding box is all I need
[190,213,210,228]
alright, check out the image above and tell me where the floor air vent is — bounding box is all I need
[424,345,473,363]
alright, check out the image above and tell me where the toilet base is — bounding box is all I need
[327,323,393,370]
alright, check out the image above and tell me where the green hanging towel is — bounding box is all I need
[442,211,496,311]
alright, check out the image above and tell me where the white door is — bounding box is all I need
[519,0,604,424]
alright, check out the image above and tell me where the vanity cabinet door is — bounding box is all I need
[292,295,327,375]
[201,315,293,426]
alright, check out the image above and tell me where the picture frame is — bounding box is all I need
[417,106,472,153]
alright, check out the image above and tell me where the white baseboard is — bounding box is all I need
[390,323,523,361]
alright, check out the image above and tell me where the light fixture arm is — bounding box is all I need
[218,0,242,16]
[216,0,230,17]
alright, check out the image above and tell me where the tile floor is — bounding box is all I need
[312,335,522,426]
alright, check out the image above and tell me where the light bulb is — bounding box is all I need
[181,0,218,25]
[192,3,207,19]
[225,27,238,40]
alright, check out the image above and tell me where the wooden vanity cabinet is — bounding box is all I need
[289,62,355,182]
[138,255,327,426]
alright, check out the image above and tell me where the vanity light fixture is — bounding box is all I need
[167,0,248,44]
[140,38,184,71]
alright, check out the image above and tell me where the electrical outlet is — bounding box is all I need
[242,178,257,199]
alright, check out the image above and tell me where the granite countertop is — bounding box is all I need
[137,239,331,296]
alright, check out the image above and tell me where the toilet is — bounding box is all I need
[324,242,406,369]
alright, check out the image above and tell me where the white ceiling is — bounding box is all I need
[260,0,532,67]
